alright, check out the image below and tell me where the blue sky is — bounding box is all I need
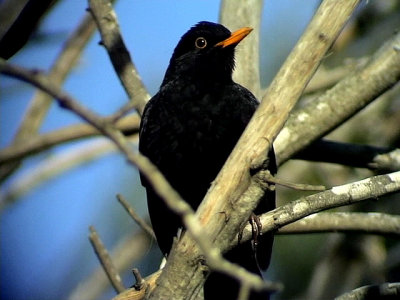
[0,1,320,299]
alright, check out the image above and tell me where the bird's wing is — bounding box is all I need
[138,93,162,187]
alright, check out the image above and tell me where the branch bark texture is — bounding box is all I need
[275,30,400,165]
[239,172,400,246]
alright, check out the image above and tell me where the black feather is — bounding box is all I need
[139,21,276,300]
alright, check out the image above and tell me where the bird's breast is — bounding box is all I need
[140,81,256,206]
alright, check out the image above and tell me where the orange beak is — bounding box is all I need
[214,27,253,48]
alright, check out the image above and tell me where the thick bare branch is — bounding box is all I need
[275,31,400,165]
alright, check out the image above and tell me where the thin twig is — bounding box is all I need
[0,138,117,210]
[89,226,125,294]
[132,268,145,290]
[116,194,156,240]
[0,61,188,253]
[106,102,138,123]
[0,115,139,164]
[262,171,326,191]
[68,230,152,300]
[111,270,162,300]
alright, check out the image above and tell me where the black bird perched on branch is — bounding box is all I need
[139,21,276,299]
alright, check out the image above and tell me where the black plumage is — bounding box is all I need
[139,21,276,299]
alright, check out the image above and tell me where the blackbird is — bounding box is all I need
[139,21,276,299]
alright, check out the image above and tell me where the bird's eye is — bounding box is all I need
[195,37,207,49]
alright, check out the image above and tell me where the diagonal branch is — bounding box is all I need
[0,58,272,296]
[88,0,149,115]
[275,30,400,165]
[0,60,178,223]
[152,1,362,299]
[89,226,125,294]
[0,138,117,210]
[69,230,152,300]
[0,12,97,182]
[116,194,155,240]
[0,115,139,164]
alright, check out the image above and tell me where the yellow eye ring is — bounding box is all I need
[195,37,207,49]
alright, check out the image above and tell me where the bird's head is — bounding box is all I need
[162,21,252,87]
